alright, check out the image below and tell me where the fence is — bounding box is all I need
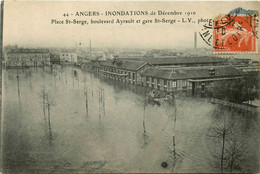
[210,98,258,113]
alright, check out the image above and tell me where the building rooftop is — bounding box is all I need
[141,66,245,80]
[100,60,149,71]
[10,48,49,53]
[143,57,228,65]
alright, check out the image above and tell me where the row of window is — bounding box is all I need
[143,77,191,89]
[149,77,168,85]
[7,57,47,60]
[103,67,136,80]
[7,54,50,59]
[8,58,50,62]
[6,61,49,66]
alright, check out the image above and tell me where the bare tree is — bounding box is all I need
[91,74,94,98]
[83,75,89,117]
[225,138,243,172]
[58,67,61,81]
[224,126,249,173]
[165,93,177,159]
[102,88,105,117]
[84,91,88,117]
[99,87,101,119]
[98,87,105,119]
[26,69,33,89]
[45,93,55,146]
[172,94,177,159]
[40,88,47,122]
[16,71,20,100]
[207,115,233,172]
[83,76,86,90]
[207,108,247,173]
[143,95,147,134]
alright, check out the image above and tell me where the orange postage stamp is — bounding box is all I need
[213,8,258,53]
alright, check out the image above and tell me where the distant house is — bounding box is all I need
[141,66,245,92]
[232,59,260,73]
[77,56,85,66]
[50,53,61,65]
[118,51,145,59]
[90,60,102,72]
[60,53,78,64]
[99,59,151,84]
[5,48,51,67]
[235,64,260,72]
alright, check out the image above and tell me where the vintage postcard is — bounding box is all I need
[1,0,259,173]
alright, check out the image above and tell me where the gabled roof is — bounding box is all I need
[141,68,186,80]
[143,57,227,65]
[100,60,150,71]
[141,66,245,80]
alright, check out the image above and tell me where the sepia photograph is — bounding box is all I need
[0,1,259,173]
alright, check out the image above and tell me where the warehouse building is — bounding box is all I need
[140,66,245,92]
[99,59,151,84]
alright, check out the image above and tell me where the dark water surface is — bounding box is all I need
[2,67,259,173]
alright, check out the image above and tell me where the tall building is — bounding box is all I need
[5,48,51,67]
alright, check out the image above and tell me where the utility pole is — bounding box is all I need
[173,94,177,159]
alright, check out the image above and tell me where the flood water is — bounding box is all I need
[2,66,259,173]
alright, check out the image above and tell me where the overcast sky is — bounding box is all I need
[3,1,259,49]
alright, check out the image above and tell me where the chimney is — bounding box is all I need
[209,67,215,75]
[194,32,197,50]
[0,1,4,68]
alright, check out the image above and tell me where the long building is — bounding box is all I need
[98,59,151,84]
[5,48,51,67]
[142,57,228,67]
[120,56,228,67]
[91,57,245,93]
[140,66,245,92]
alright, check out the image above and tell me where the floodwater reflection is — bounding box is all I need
[2,66,259,173]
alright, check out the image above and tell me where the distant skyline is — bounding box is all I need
[3,1,259,49]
